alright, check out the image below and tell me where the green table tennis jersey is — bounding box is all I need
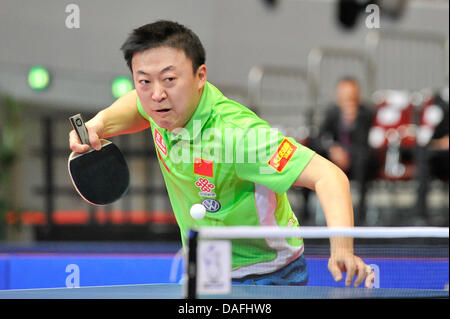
[137,82,315,277]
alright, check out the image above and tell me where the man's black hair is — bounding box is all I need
[120,20,206,73]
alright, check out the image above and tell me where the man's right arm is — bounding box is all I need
[69,89,150,153]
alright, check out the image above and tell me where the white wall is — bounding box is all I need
[1,0,448,216]
[0,0,448,110]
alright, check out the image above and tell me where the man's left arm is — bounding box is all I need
[293,153,370,287]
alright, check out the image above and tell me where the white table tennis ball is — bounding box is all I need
[190,203,206,220]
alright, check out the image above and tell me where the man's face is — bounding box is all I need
[336,81,360,114]
[132,46,206,131]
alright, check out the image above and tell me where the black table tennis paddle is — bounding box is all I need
[68,113,129,205]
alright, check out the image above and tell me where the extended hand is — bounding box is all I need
[328,252,374,288]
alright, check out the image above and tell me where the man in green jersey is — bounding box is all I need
[69,20,372,287]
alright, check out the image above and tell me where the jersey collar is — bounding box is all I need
[168,81,214,142]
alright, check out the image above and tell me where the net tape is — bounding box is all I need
[195,226,449,239]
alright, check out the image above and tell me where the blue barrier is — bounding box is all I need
[4,254,184,290]
[0,256,8,289]
[307,257,449,289]
[0,254,447,290]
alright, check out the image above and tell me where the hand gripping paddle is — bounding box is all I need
[68,114,130,205]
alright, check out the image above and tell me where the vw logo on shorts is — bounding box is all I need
[201,199,221,212]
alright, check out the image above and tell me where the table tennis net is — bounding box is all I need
[185,226,449,298]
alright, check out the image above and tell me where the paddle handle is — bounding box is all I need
[69,114,90,145]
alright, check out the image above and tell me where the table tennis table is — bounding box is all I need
[0,283,447,299]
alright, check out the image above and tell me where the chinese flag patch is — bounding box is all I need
[268,138,297,172]
[194,158,214,177]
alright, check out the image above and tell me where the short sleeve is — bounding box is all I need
[234,124,315,194]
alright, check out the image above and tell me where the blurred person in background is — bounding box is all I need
[428,91,449,181]
[416,89,448,221]
[313,77,377,225]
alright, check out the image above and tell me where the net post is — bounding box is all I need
[186,229,198,299]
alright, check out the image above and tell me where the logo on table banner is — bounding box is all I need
[202,244,223,283]
[154,129,167,156]
[197,240,231,295]
[195,177,216,198]
[268,138,297,173]
[201,199,221,212]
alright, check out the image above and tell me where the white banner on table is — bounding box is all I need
[197,240,231,295]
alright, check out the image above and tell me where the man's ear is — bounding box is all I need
[197,64,207,89]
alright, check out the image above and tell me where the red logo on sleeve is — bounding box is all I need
[157,149,171,173]
[194,158,214,177]
[268,138,297,172]
[154,129,167,156]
